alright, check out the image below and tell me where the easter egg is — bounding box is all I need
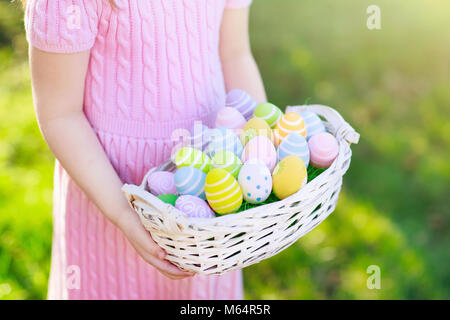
[189,122,210,151]
[273,112,306,146]
[174,167,207,199]
[157,194,178,206]
[215,107,246,132]
[240,117,274,146]
[254,102,283,129]
[272,155,307,200]
[300,110,326,140]
[285,107,327,141]
[308,132,339,168]
[173,147,211,173]
[241,136,277,172]
[147,171,177,196]
[277,132,310,167]
[205,127,244,158]
[238,159,272,204]
[211,149,242,178]
[226,89,258,120]
[175,195,215,218]
[205,168,243,214]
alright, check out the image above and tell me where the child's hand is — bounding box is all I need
[117,209,194,280]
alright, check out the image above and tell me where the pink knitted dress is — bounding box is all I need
[25,0,252,300]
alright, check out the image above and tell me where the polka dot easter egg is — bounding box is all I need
[272,155,308,200]
[226,89,258,120]
[205,168,243,215]
[175,195,215,219]
[205,127,244,158]
[211,149,242,178]
[215,107,246,133]
[241,135,277,172]
[147,171,177,196]
[174,166,207,199]
[308,132,339,168]
[240,117,274,146]
[173,147,211,173]
[157,194,178,206]
[254,102,283,129]
[273,112,306,146]
[277,132,310,167]
[238,159,272,204]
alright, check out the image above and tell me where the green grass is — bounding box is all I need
[0,0,449,299]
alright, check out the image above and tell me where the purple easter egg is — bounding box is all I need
[175,195,215,218]
[226,89,257,121]
[148,171,177,196]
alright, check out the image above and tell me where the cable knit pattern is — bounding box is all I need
[26,0,251,300]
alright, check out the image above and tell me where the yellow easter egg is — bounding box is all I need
[205,168,243,214]
[272,155,307,199]
[273,112,307,146]
[240,117,274,146]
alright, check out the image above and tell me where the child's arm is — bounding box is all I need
[29,47,192,280]
[220,6,267,103]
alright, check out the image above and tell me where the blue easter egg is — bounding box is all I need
[174,167,207,199]
[277,132,310,167]
[205,127,244,158]
[300,110,326,140]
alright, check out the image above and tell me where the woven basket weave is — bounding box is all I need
[122,104,359,275]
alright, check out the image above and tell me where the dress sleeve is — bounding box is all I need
[225,0,252,9]
[24,0,100,53]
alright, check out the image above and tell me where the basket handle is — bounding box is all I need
[286,104,360,144]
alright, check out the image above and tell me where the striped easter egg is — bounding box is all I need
[147,171,177,196]
[211,150,242,178]
[300,110,326,140]
[205,127,244,158]
[240,117,274,146]
[205,168,243,215]
[273,112,306,146]
[215,107,246,132]
[174,167,207,199]
[173,147,211,173]
[175,195,215,219]
[254,103,283,129]
[189,122,210,151]
[226,89,258,120]
[277,132,310,167]
[308,132,339,168]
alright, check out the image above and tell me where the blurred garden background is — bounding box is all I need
[0,0,449,299]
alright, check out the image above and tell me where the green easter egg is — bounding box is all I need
[254,103,283,129]
[157,194,178,206]
[174,147,211,173]
[211,149,242,178]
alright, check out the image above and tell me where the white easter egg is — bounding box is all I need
[238,159,272,204]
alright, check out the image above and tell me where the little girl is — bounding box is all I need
[24,0,266,299]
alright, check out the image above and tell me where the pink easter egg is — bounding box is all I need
[226,89,257,120]
[148,171,177,196]
[215,107,246,132]
[241,136,277,172]
[175,195,215,218]
[308,132,339,168]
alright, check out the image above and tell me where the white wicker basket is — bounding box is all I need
[122,104,359,275]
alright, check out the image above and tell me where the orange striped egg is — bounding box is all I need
[273,112,306,146]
